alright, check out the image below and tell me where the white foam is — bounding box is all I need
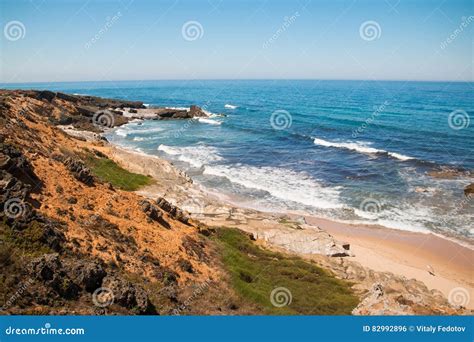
[115,128,128,137]
[313,138,413,161]
[143,103,150,108]
[225,104,238,109]
[166,106,189,111]
[203,165,342,209]
[197,117,222,125]
[133,136,155,142]
[158,144,223,168]
[114,126,164,138]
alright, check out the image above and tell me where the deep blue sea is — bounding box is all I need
[4,80,473,242]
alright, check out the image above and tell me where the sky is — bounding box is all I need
[0,0,472,83]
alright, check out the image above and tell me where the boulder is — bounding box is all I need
[68,260,107,292]
[464,183,474,197]
[139,200,163,222]
[63,158,94,185]
[76,105,98,118]
[155,197,189,224]
[101,275,154,314]
[35,90,56,102]
[29,254,80,299]
[189,105,207,117]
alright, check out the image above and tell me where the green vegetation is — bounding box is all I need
[214,228,359,315]
[84,154,154,191]
[0,220,53,258]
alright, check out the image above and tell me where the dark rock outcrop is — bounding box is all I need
[63,158,94,185]
[68,260,107,292]
[139,200,163,222]
[156,197,189,224]
[189,105,207,117]
[29,254,80,299]
[464,183,474,197]
[102,275,154,314]
[155,105,207,120]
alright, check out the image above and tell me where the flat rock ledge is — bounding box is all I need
[251,224,352,257]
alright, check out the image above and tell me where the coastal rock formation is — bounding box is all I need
[464,183,474,197]
[251,224,351,257]
[156,197,190,224]
[154,105,208,120]
[102,275,154,314]
[64,157,94,186]
[427,166,473,179]
[0,90,230,315]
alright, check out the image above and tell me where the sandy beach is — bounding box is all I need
[101,143,474,311]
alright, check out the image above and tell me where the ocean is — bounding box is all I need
[4,80,473,242]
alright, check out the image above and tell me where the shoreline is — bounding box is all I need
[100,142,474,310]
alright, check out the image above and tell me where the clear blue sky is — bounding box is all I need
[1,0,472,83]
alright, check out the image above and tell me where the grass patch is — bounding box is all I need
[214,228,359,315]
[84,154,154,191]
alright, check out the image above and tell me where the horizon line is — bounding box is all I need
[1,78,473,86]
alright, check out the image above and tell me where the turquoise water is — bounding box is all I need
[4,80,473,241]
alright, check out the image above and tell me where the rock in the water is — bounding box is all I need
[189,105,207,117]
